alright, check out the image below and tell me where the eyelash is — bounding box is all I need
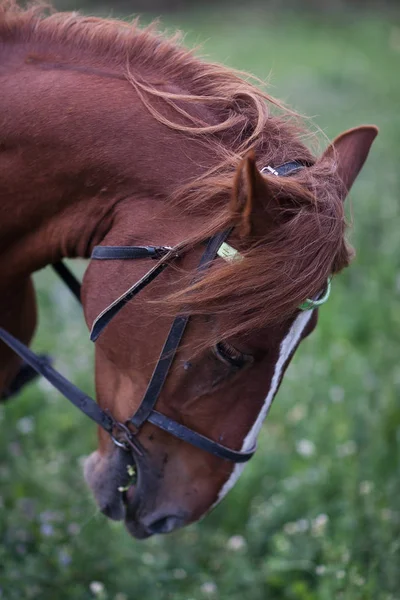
[213,341,254,369]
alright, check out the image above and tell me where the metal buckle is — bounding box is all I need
[110,421,144,457]
[152,246,174,259]
[261,165,279,176]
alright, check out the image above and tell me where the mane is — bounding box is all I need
[0,0,352,340]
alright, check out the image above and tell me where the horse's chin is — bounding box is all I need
[122,504,153,539]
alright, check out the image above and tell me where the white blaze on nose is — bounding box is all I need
[213,310,314,507]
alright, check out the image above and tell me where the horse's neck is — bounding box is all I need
[0,50,205,283]
[0,166,120,283]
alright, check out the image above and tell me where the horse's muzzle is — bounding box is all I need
[121,457,188,538]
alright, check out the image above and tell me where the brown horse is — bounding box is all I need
[0,0,377,539]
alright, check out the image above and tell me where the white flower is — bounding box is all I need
[201,582,217,595]
[381,508,394,521]
[173,568,187,580]
[284,519,309,535]
[315,565,326,575]
[341,550,350,564]
[296,439,315,457]
[336,570,346,580]
[359,481,374,495]
[329,386,345,403]
[68,523,80,536]
[16,417,35,434]
[40,524,54,537]
[284,521,297,535]
[226,535,247,551]
[142,553,155,565]
[353,575,365,586]
[312,514,329,536]
[337,440,357,457]
[287,405,306,423]
[296,519,309,533]
[89,582,105,596]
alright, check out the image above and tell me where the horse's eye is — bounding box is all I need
[213,341,253,369]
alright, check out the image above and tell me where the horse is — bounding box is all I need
[0,0,377,539]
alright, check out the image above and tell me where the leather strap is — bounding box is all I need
[131,315,188,429]
[0,327,115,434]
[261,160,305,177]
[92,246,172,260]
[148,411,255,462]
[90,247,179,342]
[130,230,230,430]
[51,247,173,307]
[0,230,255,462]
[52,262,82,303]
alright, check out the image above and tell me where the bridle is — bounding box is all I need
[0,160,330,465]
[0,230,256,462]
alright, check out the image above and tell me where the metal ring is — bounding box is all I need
[111,435,131,451]
[111,421,144,457]
[299,278,332,311]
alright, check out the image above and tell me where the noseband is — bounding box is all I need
[0,160,330,465]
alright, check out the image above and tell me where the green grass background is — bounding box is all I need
[1,5,399,599]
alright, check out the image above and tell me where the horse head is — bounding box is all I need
[82,127,377,538]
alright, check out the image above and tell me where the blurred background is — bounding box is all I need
[1,0,399,599]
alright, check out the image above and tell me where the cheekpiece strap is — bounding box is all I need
[130,229,231,431]
[261,160,332,312]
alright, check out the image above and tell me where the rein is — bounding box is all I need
[0,160,331,465]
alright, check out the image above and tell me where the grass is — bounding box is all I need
[1,5,400,599]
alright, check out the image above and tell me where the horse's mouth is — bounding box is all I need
[106,458,155,538]
[96,463,152,538]
[85,448,188,538]
[121,484,140,517]
[120,486,151,539]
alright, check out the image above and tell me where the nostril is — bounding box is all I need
[147,515,184,535]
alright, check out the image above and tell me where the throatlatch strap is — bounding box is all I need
[52,262,82,304]
[0,327,114,434]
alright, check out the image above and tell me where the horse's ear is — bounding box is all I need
[322,125,378,200]
[231,150,273,238]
